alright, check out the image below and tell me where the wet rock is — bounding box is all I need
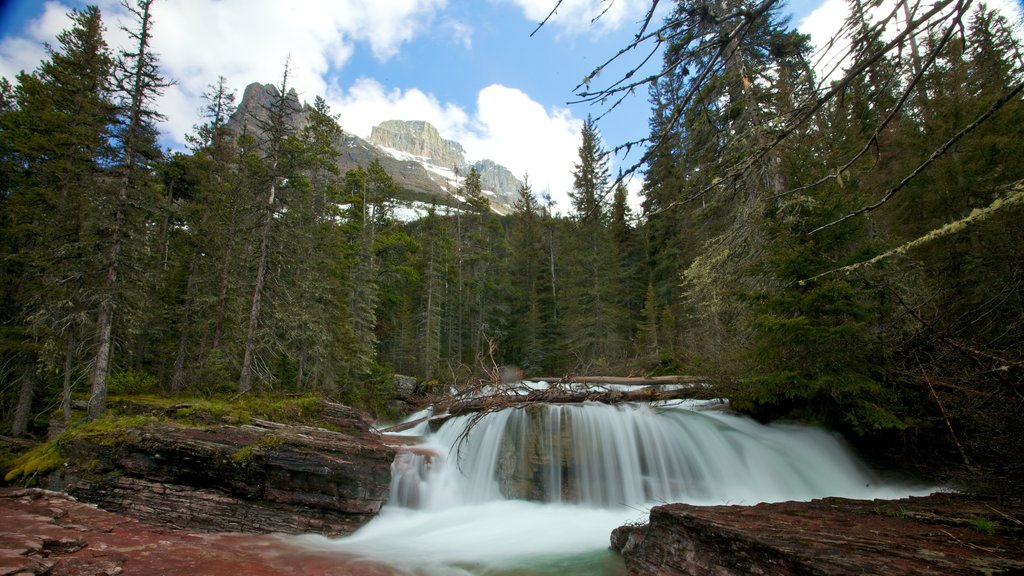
[0,488,398,575]
[611,492,1024,575]
[49,403,394,537]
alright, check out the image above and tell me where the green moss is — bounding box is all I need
[4,442,64,484]
[230,433,281,469]
[968,516,997,535]
[231,445,255,467]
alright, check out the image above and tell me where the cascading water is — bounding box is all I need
[294,399,930,575]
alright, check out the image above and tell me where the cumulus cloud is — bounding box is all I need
[461,85,582,208]
[799,0,1024,85]
[0,2,70,80]
[330,79,584,211]
[1,0,448,142]
[504,0,653,35]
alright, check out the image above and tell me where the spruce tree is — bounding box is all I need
[0,6,115,426]
[87,0,167,417]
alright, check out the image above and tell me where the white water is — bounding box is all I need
[294,401,931,575]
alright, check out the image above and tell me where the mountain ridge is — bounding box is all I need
[229,83,520,214]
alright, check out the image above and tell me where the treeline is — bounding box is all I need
[0,2,645,431]
[2,0,1023,484]
[633,0,1024,483]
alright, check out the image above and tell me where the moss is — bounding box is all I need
[231,445,255,467]
[3,414,160,486]
[4,442,64,484]
[230,433,281,469]
[968,516,997,535]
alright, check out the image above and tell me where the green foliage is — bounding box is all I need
[231,434,281,469]
[968,517,997,535]
[108,370,160,395]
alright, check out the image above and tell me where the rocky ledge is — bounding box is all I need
[611,492,1024,575]
[46,401,395,537]
[0,488,397,575]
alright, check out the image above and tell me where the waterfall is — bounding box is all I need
[391,401,913,510]
[294,400,931,575]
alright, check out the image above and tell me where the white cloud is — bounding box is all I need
[1,0,449,142]
[328,77,471,139]
[799,0,1024,85]
[0,2,70,81]
[504,0,652,36]
[460,85,582,208]
[330,79,584,211]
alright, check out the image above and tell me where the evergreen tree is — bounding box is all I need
[87,0,168,417]
[0,5,116,427]
[563,117,629,369]
[238,65,301,393]
[507,176,546,372]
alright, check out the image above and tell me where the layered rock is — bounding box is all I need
[49,402,394,536]
[611,493,1024,575]
[370,120,466,170]
[0,488,396,575]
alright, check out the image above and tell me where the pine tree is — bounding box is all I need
[238,66,301,393]
[0,6,116,426]
[563,117,629,370]
[87,0,168,417]
[508,176,546,372]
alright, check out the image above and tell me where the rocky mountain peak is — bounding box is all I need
[369,120,467,170]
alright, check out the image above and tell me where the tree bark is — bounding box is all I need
[239,181,275,393]
[87,212,121,418]
[11,360,35,437]
[62,333,73,422]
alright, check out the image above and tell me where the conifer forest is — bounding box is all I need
[1,0,1023,487]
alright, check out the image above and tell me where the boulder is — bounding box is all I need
[611,493,1024,575]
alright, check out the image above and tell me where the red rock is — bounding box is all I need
[611,493,1024,575]
[0,488,399,576]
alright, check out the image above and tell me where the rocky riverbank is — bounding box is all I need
[611,492,1024,575]
[7,399,395,537]
[0,488,397,576]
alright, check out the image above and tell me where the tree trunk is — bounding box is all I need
[87,200,123,418]
[62,333,73,422]
[438,383,710,419]
[11,360,35,437]
[171,250,200,393]
[239,182,276,393]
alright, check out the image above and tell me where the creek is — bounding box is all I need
[293,395,931,575]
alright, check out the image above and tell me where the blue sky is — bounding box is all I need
[1,0,1021,210]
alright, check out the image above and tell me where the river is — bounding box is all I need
[291,396,931,575]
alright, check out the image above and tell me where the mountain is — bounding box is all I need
[229,83,521,215]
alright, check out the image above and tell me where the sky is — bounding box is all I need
[1,0,1022,211]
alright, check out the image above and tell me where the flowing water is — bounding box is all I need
[294,399,930,575]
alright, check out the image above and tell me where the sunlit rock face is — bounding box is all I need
[370,120,467,172]
[227,85,520,215]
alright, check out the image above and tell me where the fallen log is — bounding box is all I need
[527,375,705,386]
[443,385,712,417]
